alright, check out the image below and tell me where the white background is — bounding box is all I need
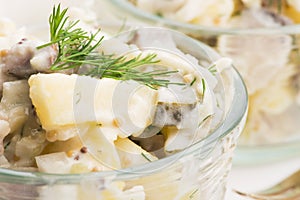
[226,155,300,199]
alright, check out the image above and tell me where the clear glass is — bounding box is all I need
[0,28,247,200]
[102,0,300,164]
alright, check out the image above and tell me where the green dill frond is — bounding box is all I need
[37,4,181,88]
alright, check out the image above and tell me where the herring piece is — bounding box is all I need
[0,38,58,97]
[28,73,158,139]
[0,80,31,144]
[152,73,200,129]
[250,64,296,115]
[152,102,198,129]
[14,133,47,167]
[218,8,293,94]
[1,40,55,79]
[0,120,10,154]
[130,48,227,131]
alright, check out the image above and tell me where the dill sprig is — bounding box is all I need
[37,4,179,88]
[141,152,152,162]
[208,64,217,75]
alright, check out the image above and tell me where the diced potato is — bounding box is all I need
[37,125,121,173]
[28,73,157,138]
[38,160,145,199]
[126,168,181,200]
[120,186,145,200]
[114,138,157,168]
[284,3,300,23]
[35,148,110,174]
[99,182,145,200]
[40,125,122,171]
[35,152,71,174]
[45,126,80,142]
[38,184,79,200]
[41,135,82,155]
[77,180,145,200]
[79,125,121,170]
[29,73,86,129]
[161,126,195,153]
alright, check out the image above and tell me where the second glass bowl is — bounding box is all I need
[101,0,300,164]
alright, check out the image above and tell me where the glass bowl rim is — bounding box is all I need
[107,0,300,35]
[0,27,248,184]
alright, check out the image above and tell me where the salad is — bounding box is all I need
[129,0,300,27]
[0,3,248,199]
[125,0,300,145]
[0,4,233,173]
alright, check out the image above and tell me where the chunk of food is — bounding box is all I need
[0,80,33,155]
[218,8,293,94]
[1,40,56,79]
[28,73,158,140]
[284,1,300,23]
[250,64,296,114]
[126,167,181,200]
[0,120,10,154]
[35,125,120,174]
[153,102,198,128]
[35,152,88,174]
[134,0,235,26]
[114,137,157,168]
[41,126,121,172]
[0,38,58,96]
[79,125,121,170]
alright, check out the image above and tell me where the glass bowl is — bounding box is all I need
[102,0,300,164]
[0,25,248,199]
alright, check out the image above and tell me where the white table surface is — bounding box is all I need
[225,155,300,200]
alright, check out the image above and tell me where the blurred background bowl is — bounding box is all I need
[101,0,300,164]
